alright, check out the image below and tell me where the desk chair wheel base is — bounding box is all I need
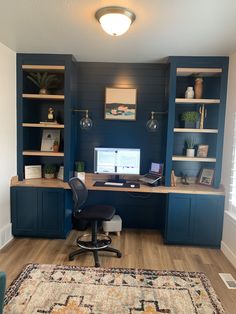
[68,177,122,268]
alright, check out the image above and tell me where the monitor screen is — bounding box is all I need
[94,147,140,175]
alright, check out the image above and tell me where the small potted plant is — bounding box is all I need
[181,111,199,128]
[185,138,195,157]
[74,161,85,181]
[53,140,59,152]
[27,72,59,95]
[44,164,57,179]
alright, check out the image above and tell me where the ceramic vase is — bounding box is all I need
[194,78,203,99]
[185,86,194,99]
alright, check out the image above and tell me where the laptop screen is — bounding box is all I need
[150,163,163,175]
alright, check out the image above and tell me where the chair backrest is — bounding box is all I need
[0,272,6,314]
[69,177,88,213]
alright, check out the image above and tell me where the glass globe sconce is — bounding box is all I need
[146,111,167,132]
[73,109,93,130]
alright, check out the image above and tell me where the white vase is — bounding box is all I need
[186,148,195,157]
[185,87,194,99]
[74,171,85,182]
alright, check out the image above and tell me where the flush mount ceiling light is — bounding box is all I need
[95,6,136,36]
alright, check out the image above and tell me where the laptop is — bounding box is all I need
[139,162,163,185]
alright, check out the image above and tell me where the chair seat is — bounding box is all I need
[77,204,115,221]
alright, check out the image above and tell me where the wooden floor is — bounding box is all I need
[1,229,236,313]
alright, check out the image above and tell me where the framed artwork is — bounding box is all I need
[41,129,60,152]
[104,87,137,121]
[25,165,42,179]
[197,145,209,158]
[199,168,214,186]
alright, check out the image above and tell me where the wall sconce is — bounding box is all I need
[95,6,136,36]
[73,109,93,130]
[146,111,168,132]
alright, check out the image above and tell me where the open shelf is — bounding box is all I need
[175,98,220,104]
[22,65,65,72]
[22,94,64,100]
[22,123,64,128]
[174,128,218,133]
[23,150,64,157]
[176,68,222,77]
[172,156,216,162]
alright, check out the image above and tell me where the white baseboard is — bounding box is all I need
[0,223,13,249]
[221,240,236,269]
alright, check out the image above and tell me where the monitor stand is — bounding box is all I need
[107,175,126,184]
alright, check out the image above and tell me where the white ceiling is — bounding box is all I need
[0,0,236,63]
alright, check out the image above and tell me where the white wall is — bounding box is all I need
[0,42,16,249]
[221,52,236,268]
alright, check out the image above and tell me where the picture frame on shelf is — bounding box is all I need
[197,145,209,158]
[199,168,214,186]
[41,129,60,152]
[57,166,64,180]
[104,87,137,121]
[25,165,42,179]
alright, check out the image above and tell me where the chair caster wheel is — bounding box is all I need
[117,252,122,258]
[95,262,100,267]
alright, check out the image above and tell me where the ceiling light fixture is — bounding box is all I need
[95,6,136,36]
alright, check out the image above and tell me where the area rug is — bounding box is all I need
[4,264,224,313]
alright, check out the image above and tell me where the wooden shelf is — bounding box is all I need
[22,123,64,128]
[22,65,65,72]
[174,128,218,133]
[176,67,222,77]
[175,98,220,104]
[22,94,64,100]
[23,151,64,157]
[172,156,216,162]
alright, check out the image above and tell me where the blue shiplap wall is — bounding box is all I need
[75,62,168,175]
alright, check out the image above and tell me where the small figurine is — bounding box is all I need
[47,107,55,122]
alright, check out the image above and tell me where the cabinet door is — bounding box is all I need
[165,194,192,244]
[11,187,38,236]
[38,188,65,238]
[192,195,224,247]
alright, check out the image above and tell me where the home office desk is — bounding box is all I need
[11,174,225,247]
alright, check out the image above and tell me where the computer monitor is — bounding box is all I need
[94,147,140,183]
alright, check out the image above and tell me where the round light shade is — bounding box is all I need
[80,117,93,130]
[95,7,136,36]
[146,118,159,132]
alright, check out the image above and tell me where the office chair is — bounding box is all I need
[0,272,6,314]
[68,177,122,267]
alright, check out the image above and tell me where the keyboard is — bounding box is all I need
[104,182,124,186]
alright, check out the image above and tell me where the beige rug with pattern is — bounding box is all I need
[4,264,224,313]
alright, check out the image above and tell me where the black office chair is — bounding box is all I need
[68,177,122,267]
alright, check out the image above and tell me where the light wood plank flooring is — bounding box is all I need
[1,229,236,313]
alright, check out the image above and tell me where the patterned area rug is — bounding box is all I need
[4,264,224,313]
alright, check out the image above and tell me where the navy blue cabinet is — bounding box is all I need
[11,187,71,238]
[165,193,224,247]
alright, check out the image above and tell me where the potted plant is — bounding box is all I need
[185,138,195,157]
[44,164,57,179]
[27,72,59,95]
[74,161,85,181]
[53,140,59,152]
[181,111,199,128]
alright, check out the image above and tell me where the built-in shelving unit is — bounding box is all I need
[23,150,64,157]
[172,156,216,162]
[22,123,64,128]
[174,128,218,133]
[17,54,77,181]
[165,57,229,188]
[22,94,64,100]
[175,98,220,104]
